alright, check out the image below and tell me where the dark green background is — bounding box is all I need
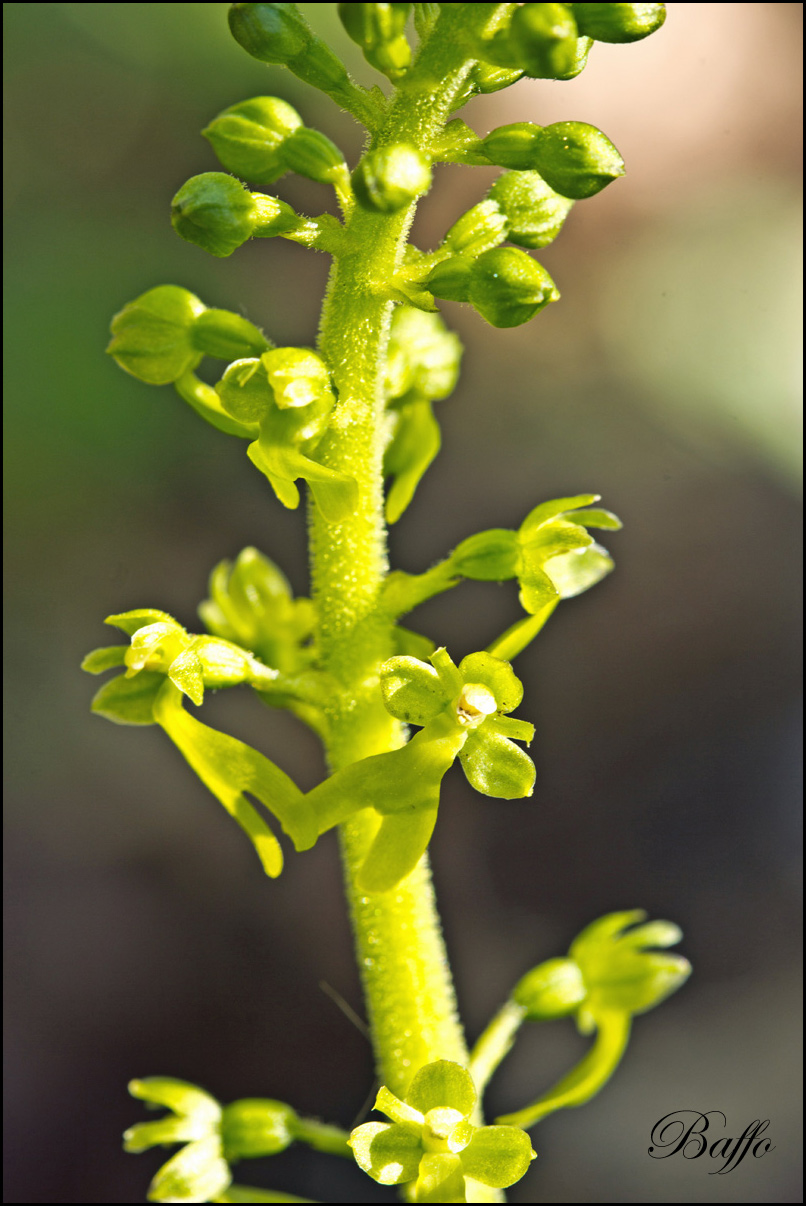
[4,4,802,1202]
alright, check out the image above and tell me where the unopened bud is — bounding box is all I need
[338,2,412,80]
[468,247,559,328]
[532,121,625,200]
[202,96,302,183]
[351,143,431,213]
[229,3,353,98]
[571,2,666,43]
[488,171,574,249]
[107,285,204,385]
[508,2,582,79]
[171,172,261,258]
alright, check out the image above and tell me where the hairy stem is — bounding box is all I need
[309,1,504,1125]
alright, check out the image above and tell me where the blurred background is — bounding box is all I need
[3,4,802,1202]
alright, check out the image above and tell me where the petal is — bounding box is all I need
[519,494,599,539]
[406,1061,476,1118]
[81,645,128,674]
[104,608,178,637]
[459,729,535,799]
[128,1078,222,1122]
[349,1121,423,1185]
[90,670,163,726]
[457,652,523,713]
[412,1152,466,1203]
[124,1116,212,1153]
[542,542,613,599]
[460,1125,536,1189]
[147,1136,231,1203]
[380,655,446,725]
[168,649,205,706]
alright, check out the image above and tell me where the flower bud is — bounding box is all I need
[508,2,582,79]
[191,309,270,361]
[468,247,559,328]
[217,358,274,424]
[280,126,347,184]
[426,256,473,304]
[171,172,261,257]
[229,3,354,99]
[512,957,588,1020]
[488,171,574,249]
[532,121,625,199]
[571,2,666,43]
[481,122,544,171]
[443,200,508,258]
[338,2,412,80]
[107,285,204,385]
[351,143,431,213]
[220,1098,298,1160]
[202,96,302,183]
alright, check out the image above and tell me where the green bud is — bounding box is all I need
[352,143,431,213]
[191,309,271,361]
[338,2,412,80]
[481,122,544,171]
[262,346,334,412]
[468,247,560,328]
[279,126,347,183]
[107,285,204,385]
[451,529,520,581]
[532,121,625,200]
[202,96,303,184]
[171,172,261,258]
[488,171,574,249]
[571,2,666,43]
[443,200,508,258]
[217,358,274,424]
[229,3,354,99]
[250,193,303,237]
[220,1099,298,1160]
[508,2,582,79]
[385,306,462,404]
[425,256,473,304]
[512,957,588,1020]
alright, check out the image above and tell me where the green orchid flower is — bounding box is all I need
[495,911,691,1128]
[124,1078,332,1203]
[305,647,534,893]
[216,348,358,522]
[82,610,317,877]
[349,1060,535,1203]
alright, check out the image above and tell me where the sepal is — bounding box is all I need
[90,670,164,725]
[569,910,691,1019]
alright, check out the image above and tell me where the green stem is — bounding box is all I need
[307,0,508,1145]
[293,1117,352,1158]
[469,1000,527,1099]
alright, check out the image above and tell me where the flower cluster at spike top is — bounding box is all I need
[91,4,685,1202]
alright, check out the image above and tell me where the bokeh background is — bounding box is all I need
[4,4,802,1202]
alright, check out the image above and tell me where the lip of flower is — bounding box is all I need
[454,682,498,726]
